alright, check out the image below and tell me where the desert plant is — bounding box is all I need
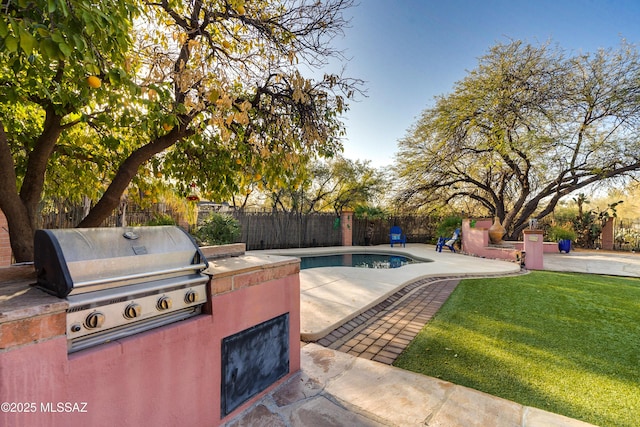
[572,200,623,248]
[548,225,577,241]
[194,213,241,246]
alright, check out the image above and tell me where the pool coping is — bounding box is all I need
[256,244,522,341]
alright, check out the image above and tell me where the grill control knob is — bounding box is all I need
[184,290,199,304]
[85,312,105,329]
[156,296,173,311]
[124,303,142,319]
[70,323,82,333]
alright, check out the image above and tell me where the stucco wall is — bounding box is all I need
[461,219,519,262]
[0,256,300,427]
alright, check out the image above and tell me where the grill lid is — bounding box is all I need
[34,226,208,298]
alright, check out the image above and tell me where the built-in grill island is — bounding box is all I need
[33,226,209,353]
[2,226,300,425]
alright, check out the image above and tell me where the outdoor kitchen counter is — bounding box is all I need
[0,265,67,321]
[2,247,302,426]
[0,249,301,351]
[0,264,68,349]
[204,252,301,295]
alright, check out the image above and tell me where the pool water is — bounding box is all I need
[299,253,425,270]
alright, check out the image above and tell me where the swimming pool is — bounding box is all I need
[299,252,428,269]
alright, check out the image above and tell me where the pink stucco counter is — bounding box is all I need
[0,246,300,427]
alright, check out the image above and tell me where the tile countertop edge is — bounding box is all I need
[0,266,68,324]
[204,253,301,279]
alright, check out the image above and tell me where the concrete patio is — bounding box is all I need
[263,244,521,340]
[224,244,628,426]
[227,343,597,427]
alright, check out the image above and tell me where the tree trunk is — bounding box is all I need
[78,128,192,228]
[116,196,128,227]
[0,110,63,262]
[82,195,91,219]
[2,202,35,263]
[0,127,31,262]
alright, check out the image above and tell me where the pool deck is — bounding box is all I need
[263,244,521,340]
[543,248,640,277]
[225,245,614,427]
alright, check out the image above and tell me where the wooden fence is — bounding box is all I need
[227,211,440,250]
[35,201,441,251]
[32,200,640,252]
[353,215,440,247]
[229,212,342,250]
[37,201,177,229]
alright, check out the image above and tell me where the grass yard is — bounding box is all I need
[394,271,640,427]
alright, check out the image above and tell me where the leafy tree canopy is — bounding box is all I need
[0,0,361,261]
[396,39,640,239]
[260,155,388,215]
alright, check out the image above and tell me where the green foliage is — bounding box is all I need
[551,206,577,226]
[396,39,640,240]
[547,225,577,241]
[0,0,138,109]
[0,0,140,200]
[394,272,640,427]
[354,205,388,220]
[259,156,389,214]
[436,215,462,237]
[146,214,177,226]
[194,213,241,246]
[571,198,623,248]
[1,0,361,262]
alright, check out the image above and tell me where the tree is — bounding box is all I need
[396,40,640,239]
[0,0,360,262]
[321,157,388,215]
[0,0,138,262]
[571,197,622,248]
[263,156,388,215]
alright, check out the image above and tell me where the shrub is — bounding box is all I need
[436,215,462,238]
[354,205,388,220]
[548,225,577,241]
[195,213,241,245]
[146,214,177,226]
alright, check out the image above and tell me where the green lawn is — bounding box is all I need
[393,271,640,427]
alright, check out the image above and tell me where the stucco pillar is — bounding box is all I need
[523,229,544,270]
[341,210,353,246]
[0,209,11,267]
[601,217,614,250]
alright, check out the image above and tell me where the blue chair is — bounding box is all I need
[436,228,460,252]
[389,226,406,247]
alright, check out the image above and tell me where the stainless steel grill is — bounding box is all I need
[34,226,209,353]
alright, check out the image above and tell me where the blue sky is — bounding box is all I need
[321,0,640,167]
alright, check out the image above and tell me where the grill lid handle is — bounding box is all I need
[123,231,139,240]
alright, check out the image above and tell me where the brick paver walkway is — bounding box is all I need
[314,277,460,365]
